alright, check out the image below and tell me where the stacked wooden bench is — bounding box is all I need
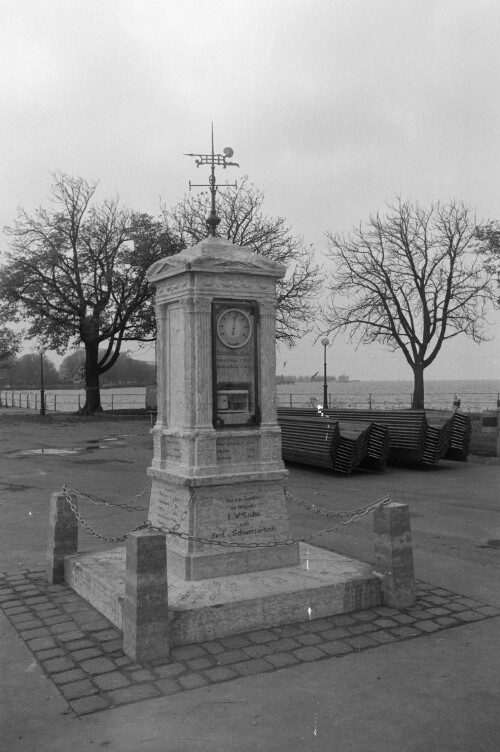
[277,408,471,473]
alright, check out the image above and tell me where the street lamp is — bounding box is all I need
[321,338,329,409]
[37,346,46,416]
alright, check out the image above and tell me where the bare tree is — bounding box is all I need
[476,222,500,303]
[0,173,177,413]
[164,177,323,346]
[323,198,496,409]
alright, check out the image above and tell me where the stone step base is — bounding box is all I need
[65,543,382,646]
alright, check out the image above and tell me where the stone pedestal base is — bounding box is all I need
[65,543,382,646]
[148,469,299,580]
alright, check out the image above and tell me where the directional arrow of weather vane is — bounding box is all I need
[185,125,239,237]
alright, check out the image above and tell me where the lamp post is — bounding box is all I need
[321,338,329,409]
[38,346,46,416]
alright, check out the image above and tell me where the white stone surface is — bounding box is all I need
[65,543,382,646]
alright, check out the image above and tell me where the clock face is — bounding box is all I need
[217,308,253,348]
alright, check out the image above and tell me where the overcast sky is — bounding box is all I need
[1,0,499,381]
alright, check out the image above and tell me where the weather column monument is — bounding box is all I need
[64,133,385,650]
[146,131,299,579]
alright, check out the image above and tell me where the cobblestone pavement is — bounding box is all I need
[1,569,499,718]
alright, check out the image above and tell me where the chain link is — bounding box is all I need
[62,486,150,543]
[63,485,150,513]
[60,485,391,548]
[284,487,391,519]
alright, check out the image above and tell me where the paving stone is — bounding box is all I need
[60,679,99,700]
[36,648,65,661]
[219,634,251,649]
[373,618,398,629]
[389,626,421,639]
[404,609,434,621]
[436,616,458,627]
[80,657,116,675]
[328,614,357,627]
[4,605,31,615]
[242,643,273,658]
[94,671,131,691]
[154,662,186,679]
[432,588,453,597]
[391,614,417,625]
[272,624,304,637]
[65,639,95,651]
[42,614,73,626]
[50,621,79,635]
[71,647,103,662]
[265,652,301,668]
[201,640,225,655]
[203,666,238,683]
[69,694,110,715]
[130,669,157,682]
[295,633,323,646]
[215,649,249,666]
[348,623,378,635]
[456,610,485,622]
[425,595,450,605]
[426,607,451,617]
[155,678,182,695]
[352,610,378,622]
[61,601,90,614]
[247,630,278,644]
[178,672,209,689]
[292,646,326,662]
[101,639,124,653]
[114,656,132,667]
[372,606,400,617]
[10,613,41,625]
[18,627,51,640]
[72,610,105,625]
[32,603,57,613]
[232,658,273,676]
[185,656,215,671]
[15,619,44,631]
[169,644,207,661]
[27,636,58,652]
[370,630,399,644]
[414,620,441,633]
[476,605,500,617]
[320,640,354,656]
[343,635,380,650]
[52,668,87,685]
[455,597,482,608]
[301,618,333,633]
[57,630,87,643]
[43,656,76,673]
[106,683,160,705]
[81,620,112,632]
[267,637,303,652]
[93,628,121,642]
[24,596,49,604]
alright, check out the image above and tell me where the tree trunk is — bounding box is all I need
[411,363,425,410]
[79,341,102,414]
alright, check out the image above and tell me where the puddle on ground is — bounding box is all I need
[5,435,130,458]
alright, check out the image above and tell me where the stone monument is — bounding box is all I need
[146,235,299,580]
[63,137,411,651]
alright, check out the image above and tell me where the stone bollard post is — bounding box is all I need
[373,502,415,608]
[122,529,170,662]
[46,491,79,584]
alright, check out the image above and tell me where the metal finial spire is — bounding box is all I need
[185,124,239,237]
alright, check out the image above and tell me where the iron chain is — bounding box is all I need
[61,485,391,548]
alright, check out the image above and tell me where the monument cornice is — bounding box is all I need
[147,237,286,284]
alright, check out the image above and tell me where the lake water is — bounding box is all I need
[2,379,500,413]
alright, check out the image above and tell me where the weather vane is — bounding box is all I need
[185,124,239,237]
